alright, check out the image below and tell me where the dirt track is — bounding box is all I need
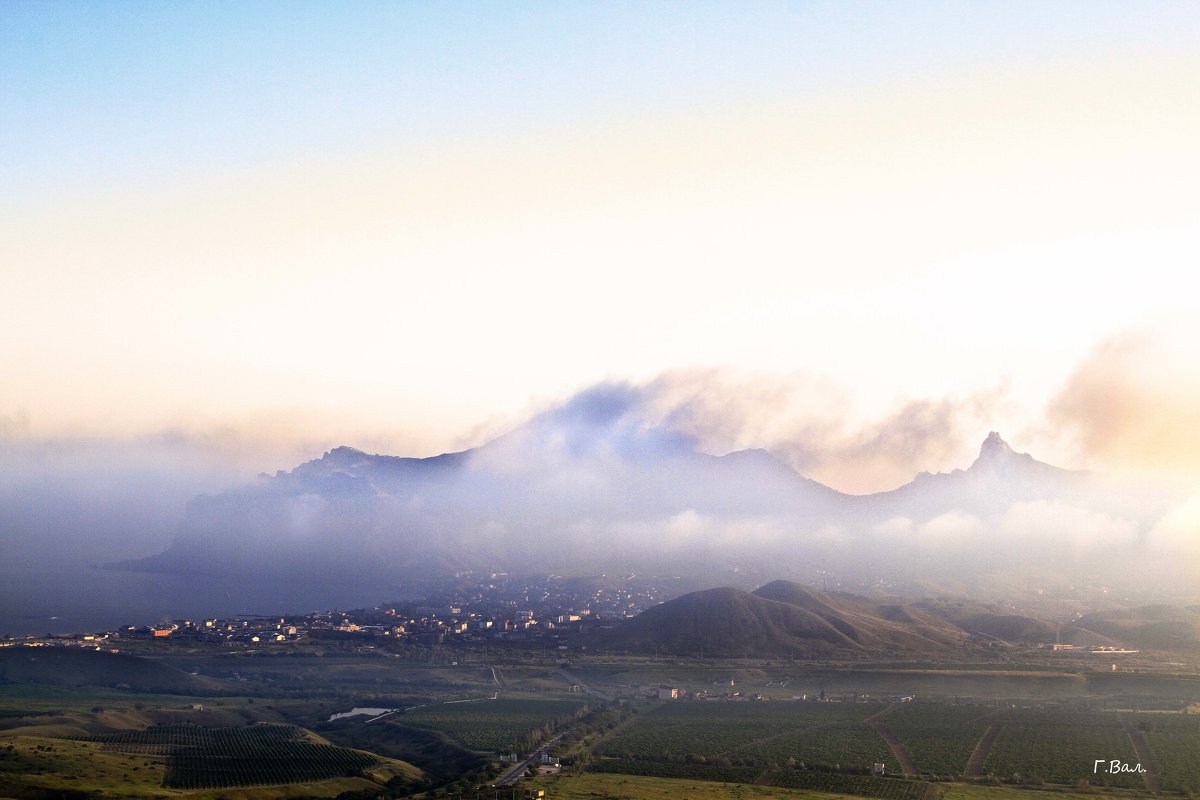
[965,724,1000,776]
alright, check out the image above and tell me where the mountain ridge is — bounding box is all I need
[121,424,1179,598]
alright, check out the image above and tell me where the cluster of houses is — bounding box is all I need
[3,573,679,653]
[4,603,611,653]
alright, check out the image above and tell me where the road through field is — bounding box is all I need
[1120,714,1163,792]
[865,707,917,778]
[494,731,568,787]
[964,724,1001,777]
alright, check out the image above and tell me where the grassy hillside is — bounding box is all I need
[597,587,862,658]
[0,646,223,694]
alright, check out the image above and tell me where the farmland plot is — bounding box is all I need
[884,703,997,777]
[982,709,1142,788]
[599,701,889,772]
[82,723,382,789]
[399,698,587,752]
[1137,712,1200,793]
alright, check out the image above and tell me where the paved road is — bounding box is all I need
[493,731,567,787]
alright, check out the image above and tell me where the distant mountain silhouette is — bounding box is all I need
[1076,606,1200,652]
[854,431,1094,517]
[122,405,1175,596]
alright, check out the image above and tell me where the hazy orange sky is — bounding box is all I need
[3,3,1199,493]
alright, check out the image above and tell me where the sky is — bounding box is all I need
[3,1,1200,494]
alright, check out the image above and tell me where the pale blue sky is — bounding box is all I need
[3,2,1200,488]
[5,2,1197,199]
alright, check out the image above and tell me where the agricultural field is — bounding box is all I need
[399,697,588,752]
[529,770,924,800]
[589,758,762,784]
[982,709,1143,788]
[942,787,1155,800]
[1135,711,1200,793]
[531,771,1171,800]
[769,771,930,799]
[153,653,508,704]
[0,683,239,714]
[317,717,487,786]
[598,701,890,771]
[0,732,388,799]
[77,722,416,790]
[0,735,170,798]
[883,703,997,777]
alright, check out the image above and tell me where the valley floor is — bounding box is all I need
[2,645,1199,799]
[527,772,1166,800]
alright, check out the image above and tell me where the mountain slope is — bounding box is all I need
[595,586,863,658]
[123,414,1179,599]
[1076,606,1200,651]
[595,579,1197,658]
[751,580,970,652]
[855,432,1095,517]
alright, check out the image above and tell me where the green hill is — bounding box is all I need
[596,586,864,658]
[0,646,222,694]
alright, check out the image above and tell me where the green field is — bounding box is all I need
[530,770,921,800]
[1136,712,1200,793]
[0,683,244,714]
[770,771,929,799]
[982,709,1143,788]
[399,697,587,752]
[77,722,401,789]
[599,701,890,772]
[589,758,762,783]
[883,703,996,776]
[3,647,1197,800]
[530,772,1155,800]
[0,734,388,799]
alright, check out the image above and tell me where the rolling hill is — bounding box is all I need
[595,579,1198,658]
[595,586,862,658]
[0,646,223,694]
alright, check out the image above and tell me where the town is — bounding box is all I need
[0,572,682,653]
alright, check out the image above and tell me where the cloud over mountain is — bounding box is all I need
[1047,324,1200,479]
[118,384,1189,600]
[492,369,1005,494]
[6,336,1198,605]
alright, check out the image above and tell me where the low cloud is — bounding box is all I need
[1147,495,1200,556]
[0,409,31,438]
[998,500,1138,553]
[493,369,1005,494]
[776,394,1002,493]
[916,511,983,546]
[1046,324,1200,481]
[873,516,915,536]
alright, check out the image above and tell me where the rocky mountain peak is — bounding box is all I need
[977,431,1016,462]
